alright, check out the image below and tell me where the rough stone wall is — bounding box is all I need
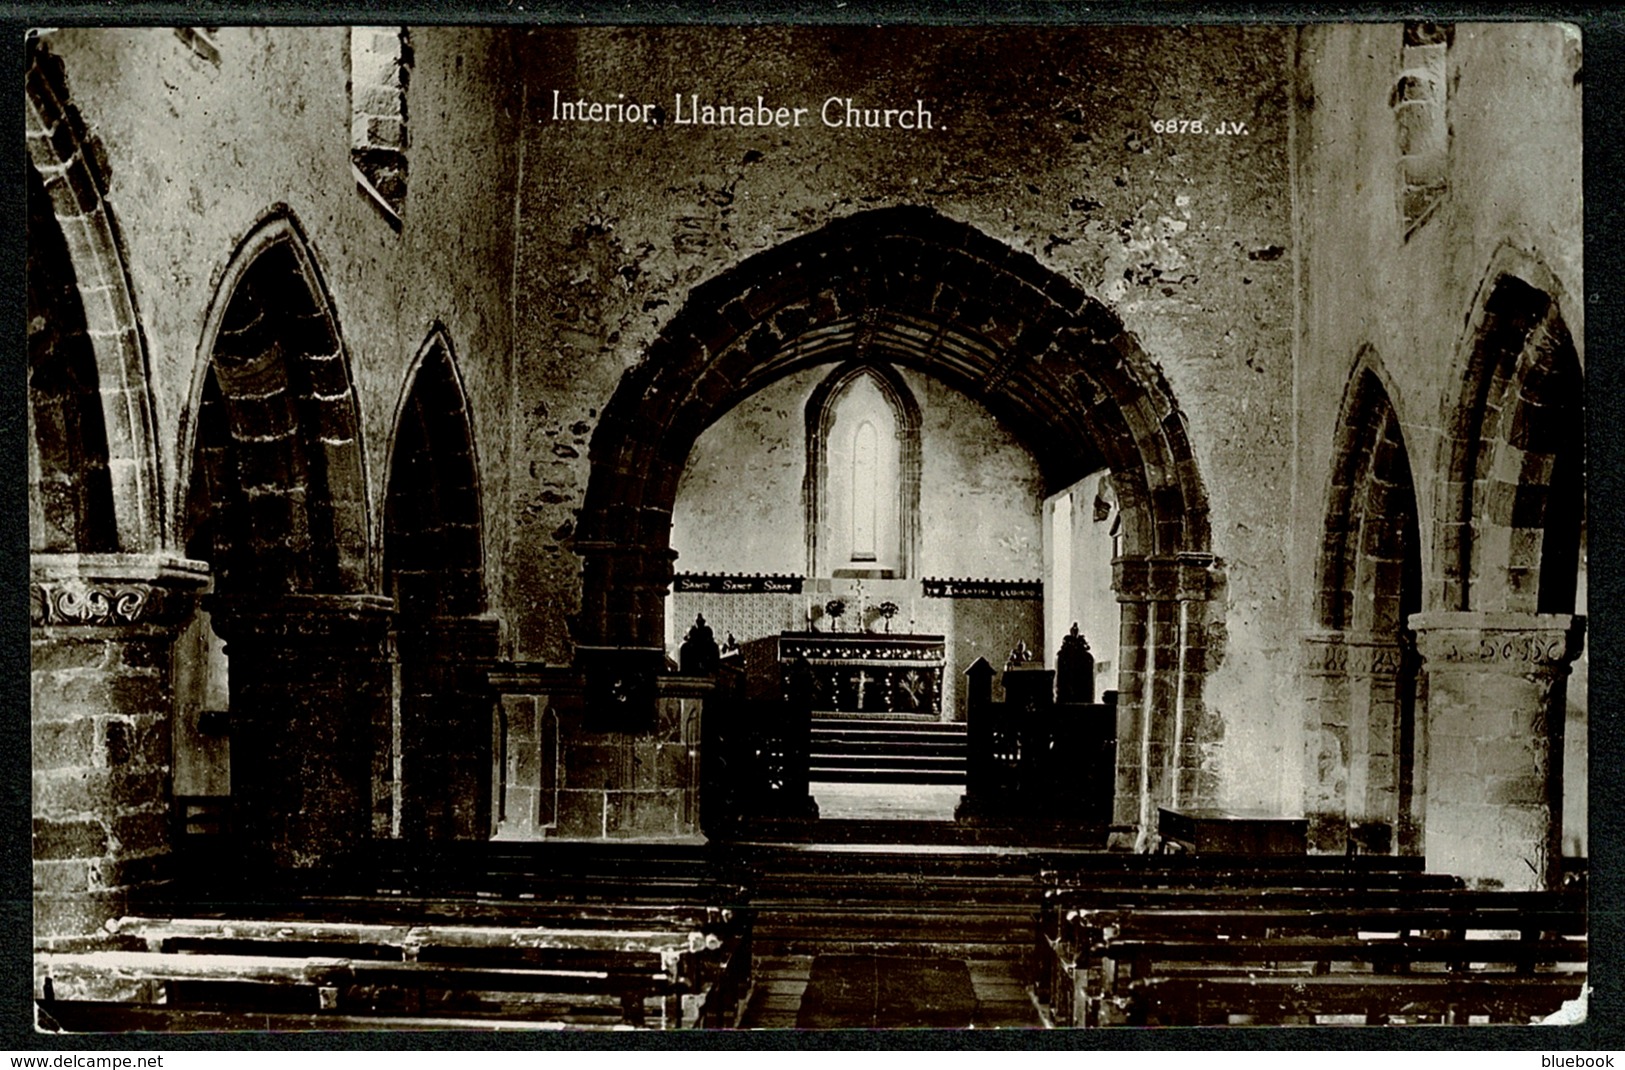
[670,362,1044,723]
[36,25,1585,862]
[1292,23,1585,850]
[509,27,1296,814]
[40,27,521,592]
[672,364,1042,579]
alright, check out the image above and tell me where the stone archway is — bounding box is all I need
[25,37,161,552]
[1413,256,1585,889]
[27,40,207,940]
[183,210,388,874]
[385,327,499,840]
[28,163,116,556]
[1304,354,1423,855]
[575,206,1218,841]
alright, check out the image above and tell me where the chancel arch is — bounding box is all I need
[384,327,499,840]
[1411,255,1586,889]
[1303,354,1423,856]
[577,206,1217,842]
[180,210,390,875]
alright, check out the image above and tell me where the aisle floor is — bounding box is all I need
[738,954,1042,1030]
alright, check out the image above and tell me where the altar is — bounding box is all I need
[777,631,946,718]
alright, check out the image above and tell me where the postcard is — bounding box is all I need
[23,18,1592,1040]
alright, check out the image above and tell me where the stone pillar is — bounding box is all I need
[1301,631,1409,854]
[574,541,677,651]
[1301,631,1352,851]
[210,594,392,876]
[30,553,209,942]
[398,615,503,841]
[573,541,676,731]
[1112,554,1221,848]
[1411,611,1584,890]
[1346,633,1409,855]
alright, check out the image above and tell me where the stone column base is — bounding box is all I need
[210,593,393,877]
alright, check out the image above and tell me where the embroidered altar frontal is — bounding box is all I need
[778,632,946,717]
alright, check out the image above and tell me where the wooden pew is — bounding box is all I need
[1033,858,1466,1008]
[38,913,753,1032]
[38,948,685,1028]
[1049,890,1585,1027]
[1123,973,1587,1026]
[358,840,743,903]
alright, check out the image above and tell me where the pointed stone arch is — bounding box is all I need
[25,38,161,552]
[1304,351,1423,854]
[575,206,1217,838]
[385,325,486,617]
[385,326,499,840]
[28,163,116,554]
[1411,249,1585,889]
[1433,258,1584,616]
[182,208,389,875]
[183,209,372,595]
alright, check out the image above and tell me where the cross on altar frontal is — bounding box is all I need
[778,631,946,717]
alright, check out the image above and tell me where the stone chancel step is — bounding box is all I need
[808,717,967,784]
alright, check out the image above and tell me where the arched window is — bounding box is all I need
[804,363,920,578]
[851,419,880,561]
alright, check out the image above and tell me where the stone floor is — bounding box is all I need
[809,781,962,822]
[738,954,1041,1029]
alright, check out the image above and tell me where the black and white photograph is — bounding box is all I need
[23,17,1595,1036]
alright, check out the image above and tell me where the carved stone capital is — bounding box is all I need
[1114,553,1221,604]
[1409,611,1586,674]
[207,593,395,649]
[1302,630,1405,677]
[1302,632,1347,675]
[29,553,210,629]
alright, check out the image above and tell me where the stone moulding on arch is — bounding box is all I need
[25,36,163,554]
[574,204,1215,655]
[181,206,373,596]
